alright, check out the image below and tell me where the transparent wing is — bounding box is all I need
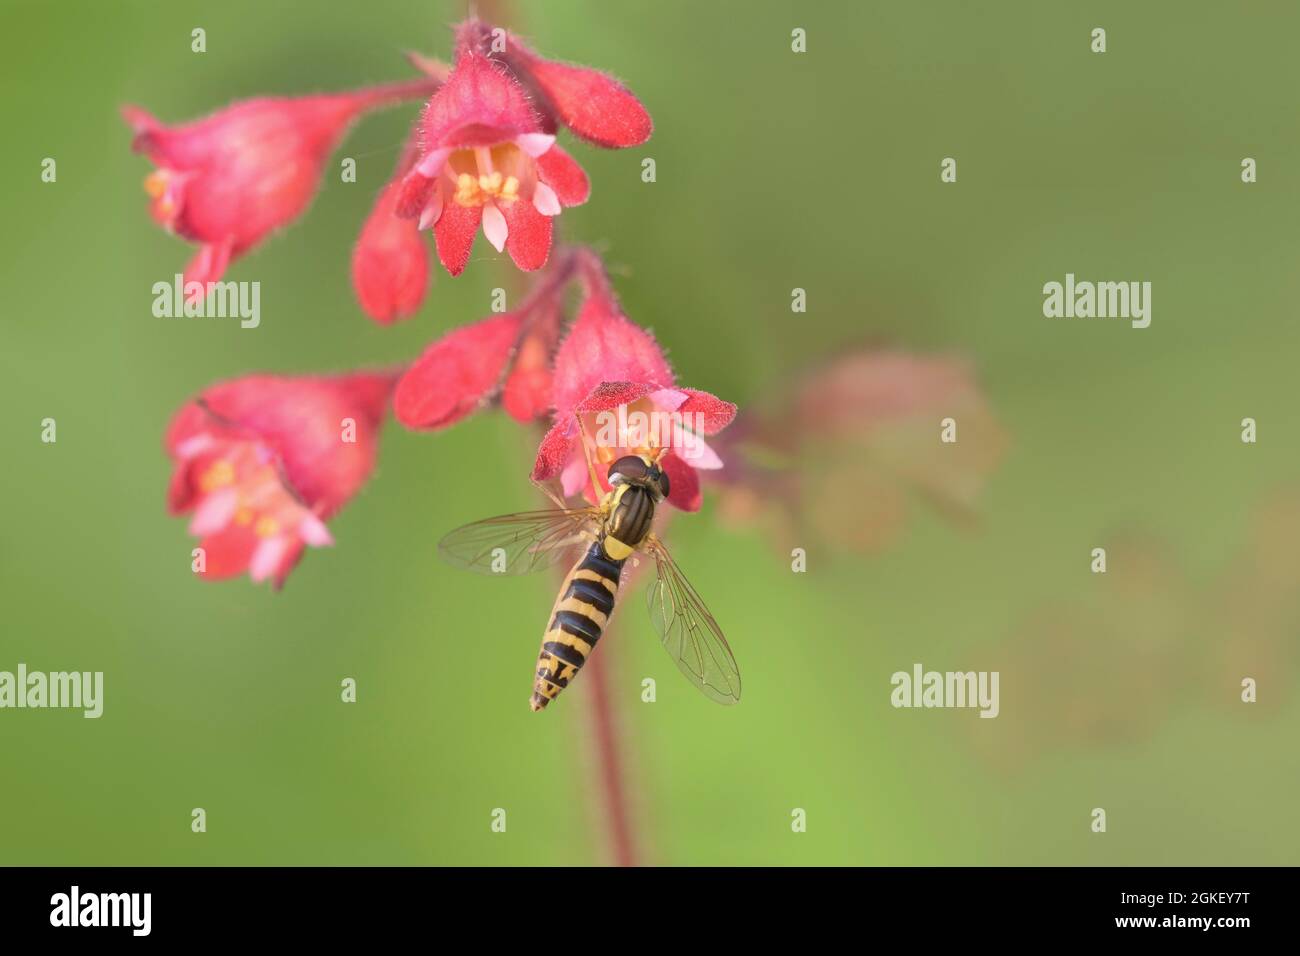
[438,508,601,575]
[644,535,741,704]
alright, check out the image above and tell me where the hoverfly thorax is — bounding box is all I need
[606,453,670,502]
[598,454,667,561]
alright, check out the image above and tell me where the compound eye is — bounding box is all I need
[607,455,648,484]
[656,466,670,500]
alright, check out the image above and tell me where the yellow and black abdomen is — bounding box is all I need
[530,540,626,711]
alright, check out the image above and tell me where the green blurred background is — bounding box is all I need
[2,0,1297,865]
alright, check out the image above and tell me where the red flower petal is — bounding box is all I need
[163,401,212,461]
[121,105,175,166]
[166,463,198,514]
[352,176,430,324]
[677,388,738,435]
[574,381,658,413]
[182,238,234,297]
[535,145,590,206]
[501,197,552,272]
[197,523,260,580]
[420,50,542,149]
[393,313,524,430]
[501,365,551,423]
[394,171,435,220]
[531,418,577,481]
[433,201,482,276]
[269,538,308,591]
[661,452,702,512]
[511,52,652,148]
[501,298,561,423]
[549,294,674,420]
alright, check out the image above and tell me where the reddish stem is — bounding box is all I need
[516,247,580,315]
[402,51,452,83]
[349,76,443,110]
[584,638,638,866]
[536,380,640,866]
[487,0,637,863]
[574,246,618,305]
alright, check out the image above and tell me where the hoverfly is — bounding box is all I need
[438,447,741,711]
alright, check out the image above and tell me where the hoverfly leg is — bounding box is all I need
[531,479,569,511]
[575,413,606,499]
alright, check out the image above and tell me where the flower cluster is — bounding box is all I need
[133,19,735,587]
[396,248,736,513]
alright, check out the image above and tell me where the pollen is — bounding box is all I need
[453,173,480,206]
[144,171,167,199]
[198,459,235,492]
[451,169,521,207]
[234,507,254,526]
[254,516,280,538]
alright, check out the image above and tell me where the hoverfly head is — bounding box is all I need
[607,453,670,502]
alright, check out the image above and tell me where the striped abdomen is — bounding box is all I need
[530,540,625,711]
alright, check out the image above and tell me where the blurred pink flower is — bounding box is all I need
[165,371,397,587]
[124,79,436,297]
[715,350,1007,553]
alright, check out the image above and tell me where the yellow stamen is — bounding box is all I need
[254,516,280,538]
[454,172,480,206]
[144,171,167,199]
[198,459,235,492]
[234,507,253,526]
[452,160,520,207]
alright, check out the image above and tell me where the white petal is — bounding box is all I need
[175,434,215,460]
[415,147,451,178]
[249,536,291,583]
[417,187,444,231]
[188,487,239,535]
[297,512,334,548]
[648,388,688,412]
[515,133,556,158]
[532,181,562,217]
[481,202,508,252]
[672,424,724,469]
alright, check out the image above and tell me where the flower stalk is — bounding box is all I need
[582,628,639,867]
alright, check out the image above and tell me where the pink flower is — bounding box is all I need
[352,137,430,323]
[124,78,436,298]
[530,259,736,512]
[165,371,397,587]
[457,21,653,148]
[394,45,591,276]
